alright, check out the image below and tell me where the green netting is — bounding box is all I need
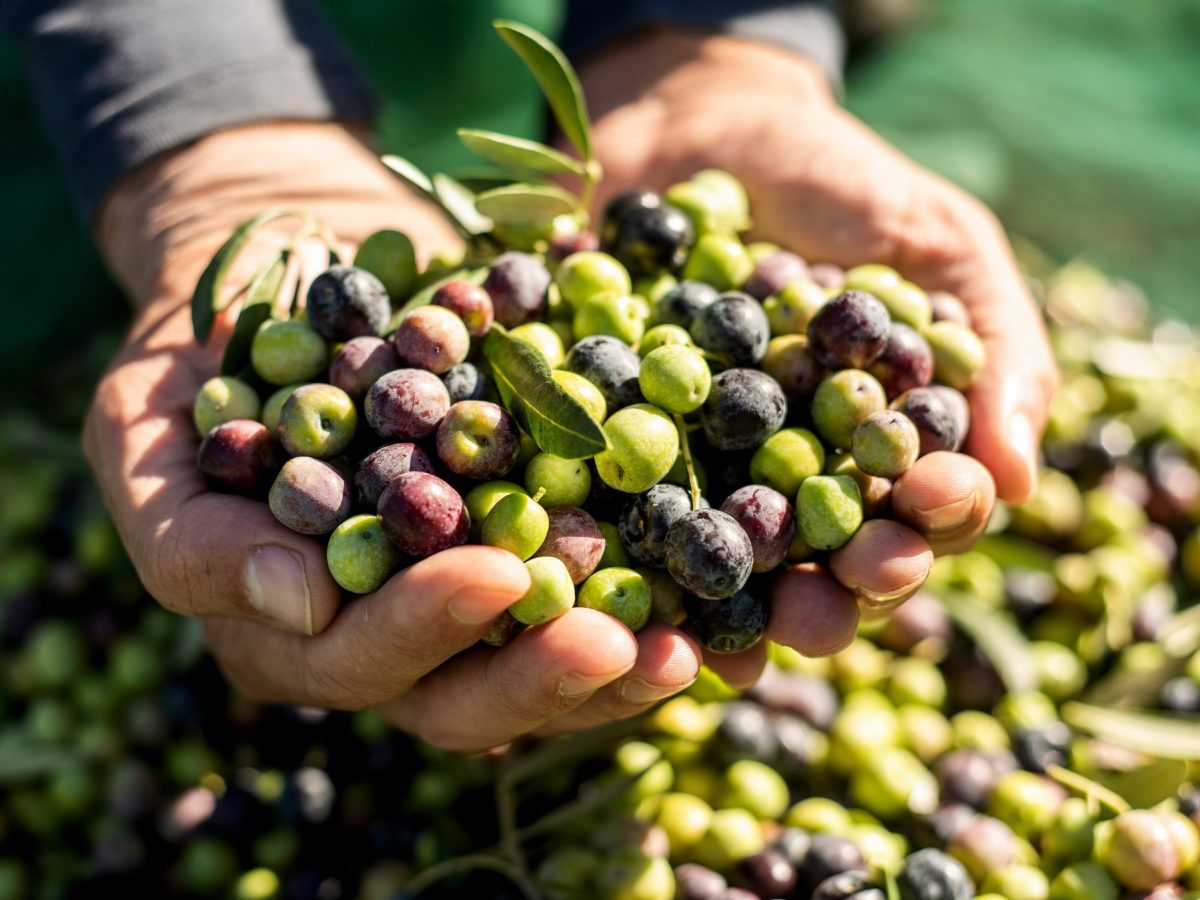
[845,0,1200,322]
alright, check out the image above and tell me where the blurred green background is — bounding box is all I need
[0,2,1198,895]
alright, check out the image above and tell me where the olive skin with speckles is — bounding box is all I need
[364,369,451,441]
[354,443,435,508]
[377,471,469,558]
[666,508,754,600]
[268,457,351,535]
[197,420,276,493]
[305,264,391,342]
[701,369,787,451]
[807,290,891,370]
[720,485,795,573]
[619,484,694,567]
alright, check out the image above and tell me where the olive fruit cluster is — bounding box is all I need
[193,170,987,654]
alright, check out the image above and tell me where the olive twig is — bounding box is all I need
[674,413,702,511]
[1046,764,1132,815]
[403,852,541,899]
[495,750,528,872]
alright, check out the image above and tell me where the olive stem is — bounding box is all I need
[674,413,702,511]
[1046,764,1132,814]
[495,750,528,873]
[403,852,541,899]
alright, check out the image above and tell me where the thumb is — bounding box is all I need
[956,239,1058,505]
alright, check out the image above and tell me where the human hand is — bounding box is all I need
[577,31,1056,680]
[83,122,704,750]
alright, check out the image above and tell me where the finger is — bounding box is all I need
[829,520,933,612]
[906,198,1057,505]
[203,545,532,710]
[701,641,769,692]
[893,451,996,556]
[378,608,640,752]
[84,337,345,635]
[537,624,703,734]
[769,564,860,657]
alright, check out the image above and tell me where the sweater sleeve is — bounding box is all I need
[561,0,844,90]
[0,0,376,220]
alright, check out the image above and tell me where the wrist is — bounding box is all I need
[95,122,403,309]
[580,29,832,122]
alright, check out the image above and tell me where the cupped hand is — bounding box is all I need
[84,122,703,751]
[578,31,1056,684]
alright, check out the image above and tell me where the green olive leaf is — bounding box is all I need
[1062,702,1200,760]
[941,590,1038,694]
[191,208,299,343]
[884,871,901,900]
[0,731,87,782]
[458,128,587,177]
[493,20,592,161]
[1092,757,1190,809]
[220,250,287,375]
[432,173,494,236]
[483,326,607,459]
[381,153,434,195]
[475,183,578,228]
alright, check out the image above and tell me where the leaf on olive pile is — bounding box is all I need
[0,731,87,783]
[483,326,607,459]
[1063,701,1200,760]
[1092,757,1190,809]
[457,128,587,178]
[475,184,578,228]
[191,207,299,343]
[380,153,435,195]
[493,20,592,162]
[220,250,288,375]
[941,591,1038,694]
[432,173,494,236]
[883,871,901,900]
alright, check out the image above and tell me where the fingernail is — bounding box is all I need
[244,545,312,634]
[448,585,524,625]
[620,676,696,706]
[1011,412,1040,492]
[911,492,977,534]
[558,670,619,699]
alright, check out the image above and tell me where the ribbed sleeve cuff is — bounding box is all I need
[561,0,845,92]
[9,0,376,220]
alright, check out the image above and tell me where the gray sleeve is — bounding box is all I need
[562,0,844,90]
[1,0,376,220]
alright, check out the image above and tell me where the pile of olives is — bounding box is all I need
[194,169,988,653]
[4,257,1200,898]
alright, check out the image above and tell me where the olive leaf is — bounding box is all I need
[380,153,434,195]
[493,20,592,162]
[483,326,607,459]
[883,871,901,900]
[1093,757,1189,809]
[941,591,1038,694]
[382,155,490,239]
[475,184,578,228]
[191,207,299,343]
[1062,702,1200,760]
[458,128,587,177]
[0,731,86,782]
[220,250,288,375]
[432,173,494,236]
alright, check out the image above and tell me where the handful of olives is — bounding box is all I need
[193,166,987,658]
